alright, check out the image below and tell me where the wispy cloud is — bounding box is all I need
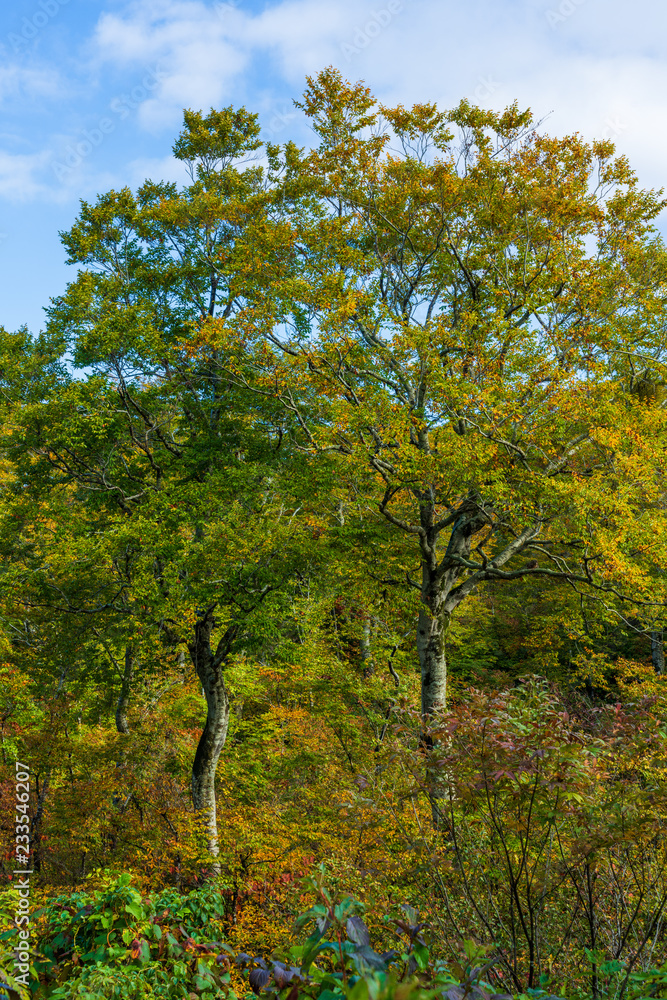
[89,0,406,129]
[3,0,667,202]
[242,0,354,77]
[92,0,249,130]
[0,149,51,200]
[0,65,63,106]
[126,153,190,187]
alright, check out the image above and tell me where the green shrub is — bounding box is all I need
[11,865,667,1000]
[26,874,234,997]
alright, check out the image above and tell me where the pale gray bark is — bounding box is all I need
[360,618,374,677]
[417,603,448,717]
[415,494,496,718]
[652,630,664,675]
[188,607,235,869]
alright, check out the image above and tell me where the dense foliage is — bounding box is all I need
[1,69,667,999]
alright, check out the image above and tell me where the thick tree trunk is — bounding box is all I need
[417,599,448,718]
[188,608,234,870]
[115,646,134,735]
[417,501,487,719]
[652,630,664,675]
[415,496,492,828]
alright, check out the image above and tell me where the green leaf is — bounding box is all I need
[315,990,345,1000]
[412,943,430,971]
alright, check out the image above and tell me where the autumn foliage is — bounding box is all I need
[1,69,667,998]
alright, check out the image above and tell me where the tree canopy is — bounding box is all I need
[2,68,667,1000]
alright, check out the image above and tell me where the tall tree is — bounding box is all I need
[217,68,667,719]
[0,109,304,861]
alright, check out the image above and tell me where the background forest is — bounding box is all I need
[2,68,667,1000]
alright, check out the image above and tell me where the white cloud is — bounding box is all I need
[3,0,667,338]
[92,0,249,131]
[323,0,667,192]
[6,0,667,205]
[0,65,62,105]
[0,149,51,200]
[241,0,354,79]
[90,0,405,131]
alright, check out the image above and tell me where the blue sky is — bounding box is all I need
[2,0,667,334]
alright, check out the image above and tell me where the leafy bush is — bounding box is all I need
[46,961,227,1000]
[234,867,515,1000]
[26,874,234,997]
[347,682,667,997]
[0,939,30,1000]
[7,863,667,1000]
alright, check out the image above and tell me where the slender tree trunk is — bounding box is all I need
[115,646,134,735]
[32,665,68,873]
[31,771,50,875]
[360,618,374,678]
[417,546,450,830]
[188,608,234,871]
[416,506,449,723]
[416,509,479,721]
[652,630,664,675]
